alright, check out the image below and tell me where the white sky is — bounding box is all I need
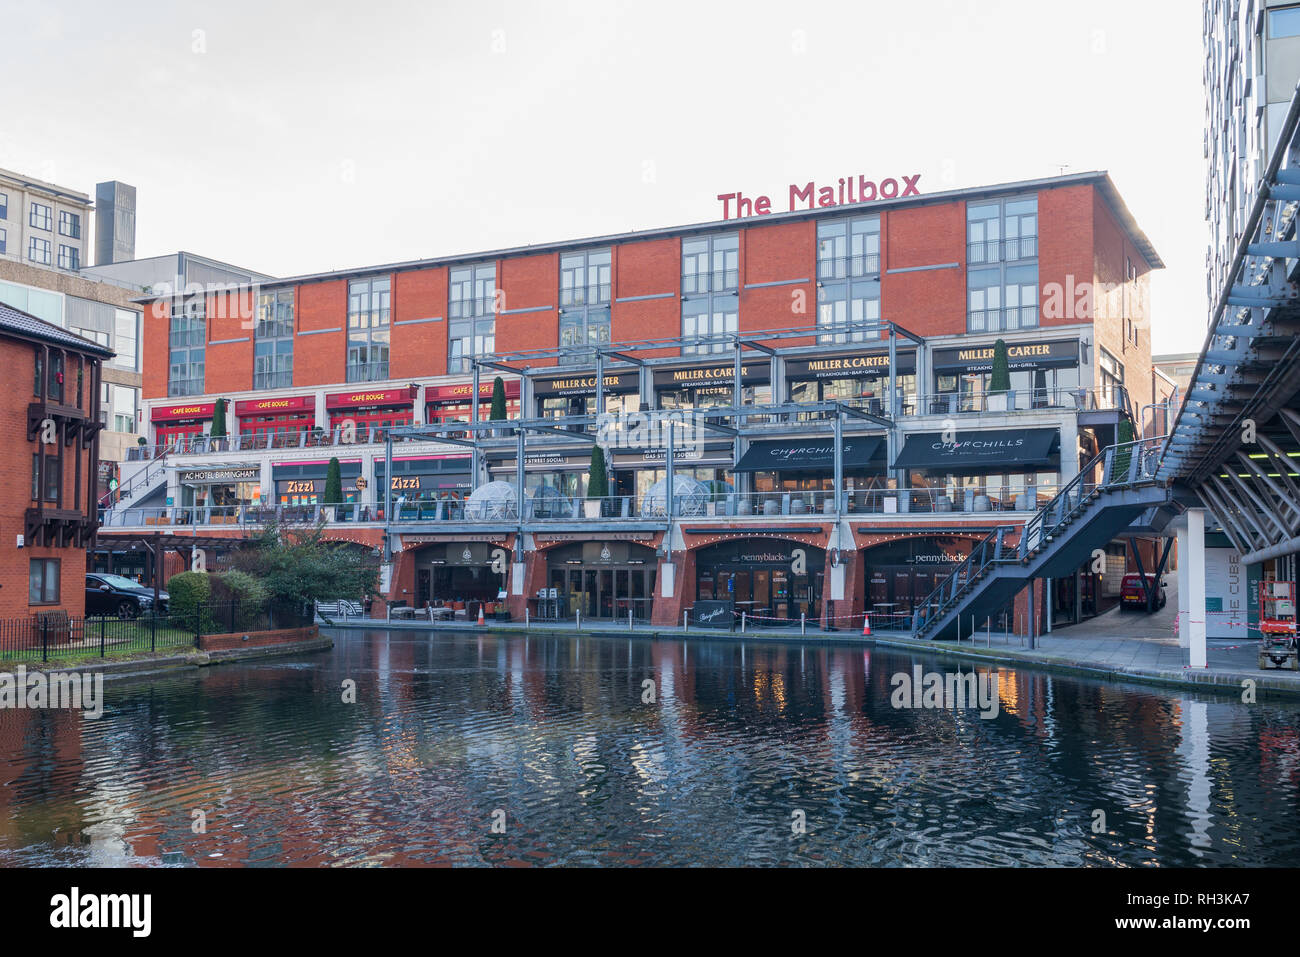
[3,0,1207,354]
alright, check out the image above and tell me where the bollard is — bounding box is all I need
[741,611,747,632]
[576,610,581,631]
[525,608,530,629]
[986,617,991,648]
[629,609,633,631]
[801,612,806,636]
[683,610,688,633]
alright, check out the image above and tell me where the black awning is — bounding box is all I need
[891,428,1058,471]
[734,436,883,473]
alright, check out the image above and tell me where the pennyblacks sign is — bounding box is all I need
[717,173,921,220]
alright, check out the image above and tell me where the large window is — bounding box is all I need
[112,309,139,371]
[1271,4,1300,38]
[255,289,294,389]
[968,264,1038,332]
[817,217,881,343]
[29,202,51,231]
[57,244,79,270]
[560,249,611,307]
[29,559,60,606]
[111,384,138,433]
[1100,348,1125,409]
[681,234,738,355]
[168,298,206,397]
[0,192,7,219]
[346,277,390,382]
[559,249,611,365]
[31,454,60,502]
[28,237,51,265]
[448,264,495,374]
[0,227,6,255]
[58,210,81,239]
[682,234,738,295]
[967,197,1038,331]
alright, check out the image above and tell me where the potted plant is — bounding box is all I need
[986,340,1011,411]
[585,446,608,518]
[323,457,343,522]
[210,398,229,449]
[488,376,508,436]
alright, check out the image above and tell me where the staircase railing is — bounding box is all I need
[1019,435,1167,561]
[911,435,1170,637]
[100,449,168,509]
[911,526,1014,636]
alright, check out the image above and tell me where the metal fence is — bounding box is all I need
[0,600,313,664]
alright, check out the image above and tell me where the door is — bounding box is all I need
[416,569,431,608]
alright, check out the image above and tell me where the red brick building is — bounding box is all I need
[0,301,110,619]
[110,170,1165,632]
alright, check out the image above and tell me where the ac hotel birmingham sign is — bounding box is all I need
[717,172,921,220]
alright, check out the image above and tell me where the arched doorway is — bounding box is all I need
[695,538,825,623]
[861,536,974,618]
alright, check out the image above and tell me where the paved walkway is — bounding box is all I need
[324,610,1300,698]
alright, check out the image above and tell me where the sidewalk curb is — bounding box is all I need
[3,637,335,683]
[322,619,1300,699]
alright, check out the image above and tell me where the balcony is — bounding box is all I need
[967,306,1039,333]
[816,254,881,281]
[966,236,1038,264]
[681,269,739,296]
[559,283,612,308]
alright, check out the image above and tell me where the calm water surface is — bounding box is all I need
[0,628,1296,866]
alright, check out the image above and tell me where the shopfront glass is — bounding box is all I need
[695,539,823,623]
[545,542,657,620]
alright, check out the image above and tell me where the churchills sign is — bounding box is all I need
[717,173,921,220]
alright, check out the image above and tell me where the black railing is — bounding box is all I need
[0,599,314,664]
[911,527,1013,636]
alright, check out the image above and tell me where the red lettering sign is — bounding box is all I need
[718,173,921,220]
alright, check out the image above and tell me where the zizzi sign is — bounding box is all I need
[717,173,921,220]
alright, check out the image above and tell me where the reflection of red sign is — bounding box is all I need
[325,386,417,410]
[425,380,520,402]
[234,395,314,416]
[151,402,216,422]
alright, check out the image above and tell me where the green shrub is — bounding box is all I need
[211,570,270,631]
[167,571,213,632]
[324,457,343,505]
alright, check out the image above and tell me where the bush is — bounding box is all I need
[324,457,343,505]
[167,571,213,632]
[211,570,271,630]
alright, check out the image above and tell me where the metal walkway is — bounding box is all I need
[911,437,1169,641]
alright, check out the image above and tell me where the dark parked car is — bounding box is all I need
[85,574,168,618]
[1120,573,1166,610]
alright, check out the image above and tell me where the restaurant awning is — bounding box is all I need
[733,436,883,473]
[891,428,1059,471]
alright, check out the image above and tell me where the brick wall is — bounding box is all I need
[199,624,320,652]
[295,279,350,386]
[391,267,449,379]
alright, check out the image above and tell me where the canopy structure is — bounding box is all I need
[733,437,883,473]
[892,428,1059,471]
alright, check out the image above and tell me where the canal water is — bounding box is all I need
[0,628,1296,866]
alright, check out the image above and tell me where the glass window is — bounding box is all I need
[58,210,81,239]
[967,196,1037,330]
[255,290,294,388]
[560,249,611,307]
[111,384,137,433]
[57,245,79,270]
[682,235,738,353]
[29,558,60,605]
[1271,5,1300,38]
[112,309,139,371]
[28,237,51,265]
[0,227,6,255]
[0,192,7,219]
[448,264,495,373]
[347,277,391,382]
[168,297,207,397]
[818,216,881,279]
[29,203,52,231]
[31,454,60,502]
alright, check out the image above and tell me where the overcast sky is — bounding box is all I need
[4,0,1206,353]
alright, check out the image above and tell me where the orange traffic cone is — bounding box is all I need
[477,604,486,627]
[862,614,871,636]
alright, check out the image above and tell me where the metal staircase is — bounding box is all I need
[100,451,169,513]
[911,436,1171,641]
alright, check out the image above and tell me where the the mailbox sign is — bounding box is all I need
[717,173,921,220]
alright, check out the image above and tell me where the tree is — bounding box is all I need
[210,398,228,438]
[489,376,508,421]
[989,340,1011,394]
[324,457,343,505]
[587,445,609,499]
[228,518,380,606]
